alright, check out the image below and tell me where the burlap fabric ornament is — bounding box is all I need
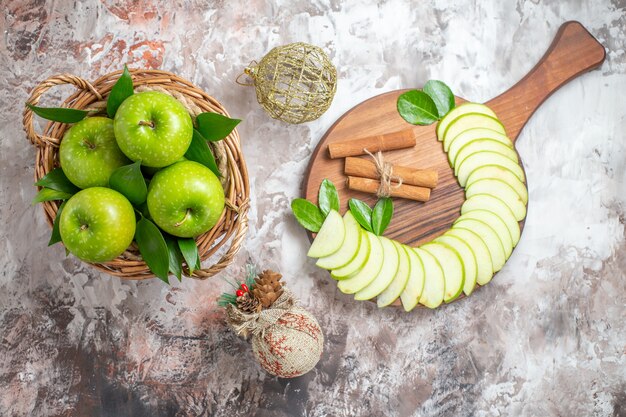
[226,289,324,378]
[237,42,337,124]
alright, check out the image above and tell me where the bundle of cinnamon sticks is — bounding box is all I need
[327,128,438,202]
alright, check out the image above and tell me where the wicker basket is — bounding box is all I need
[22,69,250,280]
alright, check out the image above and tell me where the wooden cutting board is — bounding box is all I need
[303,22,605,252]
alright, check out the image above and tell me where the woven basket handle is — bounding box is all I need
[22,74,103,147]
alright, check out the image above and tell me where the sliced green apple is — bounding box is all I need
[446,126,512,156]
[414,247,445,309]
[465,178,527,221]
[331,230,370,280]
[399,245,425,311]
[466,165,528,205]
[421,242,464,303]
[443,113,506,146]
[462,194,521,246]
[355,237,399,300]
[456,209,513,259]
[456,151,525,187]
[453,217,506,273]
[445,228,494,285]
[316,211,361,270]
[337,232,383,293]
[454,140,519,176]
[376,241,410,307]
[435,235,477,296]
[437,103,498,141]
[307,209,345,258]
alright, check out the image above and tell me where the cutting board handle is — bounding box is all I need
[488,21,606,141]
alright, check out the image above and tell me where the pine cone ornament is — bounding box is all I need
[252,270,284,308]
[236,292,262,314]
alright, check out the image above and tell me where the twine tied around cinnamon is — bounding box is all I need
[362,149,403,198]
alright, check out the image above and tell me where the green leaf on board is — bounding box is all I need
[48,201,67,246]
[423,80,455,118]
[135,217,170,283]
[348,198,373,233]
[196,112,241,142]
[108,161,148,206]
[185,129,221,177]
[318,179,340,218]
[397,90,439,125]
[371,197,394,236]
[107,65,134,118]
[26,104,88,123]
[290,198,324,233]
[165,236,183,282]
[178,238,201,276]
[35,168,79,195]
[32,188,72,205]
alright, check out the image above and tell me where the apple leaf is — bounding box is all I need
[35,168,79,195]
[135,217,170,283]
[196,112,241,142]
[107,65,134,118]
[164,236,183,282]
[348,198,374,233]
[318,179,340,218]
[48,201,66,246]
[178,238,201,276]
[185,129,221,177]
[109,161,148,206]
[371,197,393,236]
[397,90,439,125]
[32,187,73,205]
[423,80,455,118]
[26,104,89,123]
[291,198,324,233]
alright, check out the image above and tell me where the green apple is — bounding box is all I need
[308,209,345,258]
[453,217,506,272]
[465,165,528,205]
[331,231,370,280]
[59,117,131,188]
[147,161,224,238]
[454,140,519,175]
[376,241,410,307]
[414,247,445,309]
[458,209,514,258]
[337,232,383,294]
[435,235,477,296]
[465,178,527,221]
[437,103,498,141]
[462,193,521,245]
[114,91,193,168]
[446,126,512,156]
[422,242,464,302]
[445,228,493,285]
[456,151,525,187]
[316,211,360,269]
[399,245,425,311]
[59,187,136,263]
[355,236,399,301]
[443,113,506,146]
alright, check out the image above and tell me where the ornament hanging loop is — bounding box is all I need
[235,60,259,86]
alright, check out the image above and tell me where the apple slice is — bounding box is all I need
[337,232,383,293]
[456,151,526,187]
[331,231,370,280]
[454,140,519,175]
[437,103,498,141]
[377,241,410,307]
[355,237,399,300]
[399,245,425,311]
[421,242,464,302]
[466,165,528,205]
[456,209,513,259]
[414,247,445,309]
[462,194,521,246]
[442,113,506,146]
[307,210,345,258]
[446,126,512,155]
[316,211,361,270]
[465,178,527,221]
[445,228,494,285]
[435,235,477,296]
[453,218,506,272]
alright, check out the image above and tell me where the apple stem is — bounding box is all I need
[174,209,192,228]
[80,224,88,231]
[138,120,156,128]
[82,139,96,149]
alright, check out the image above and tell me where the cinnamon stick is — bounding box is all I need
[346,176,431,202]
[328,129,416,159]
[344,157,438,188]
